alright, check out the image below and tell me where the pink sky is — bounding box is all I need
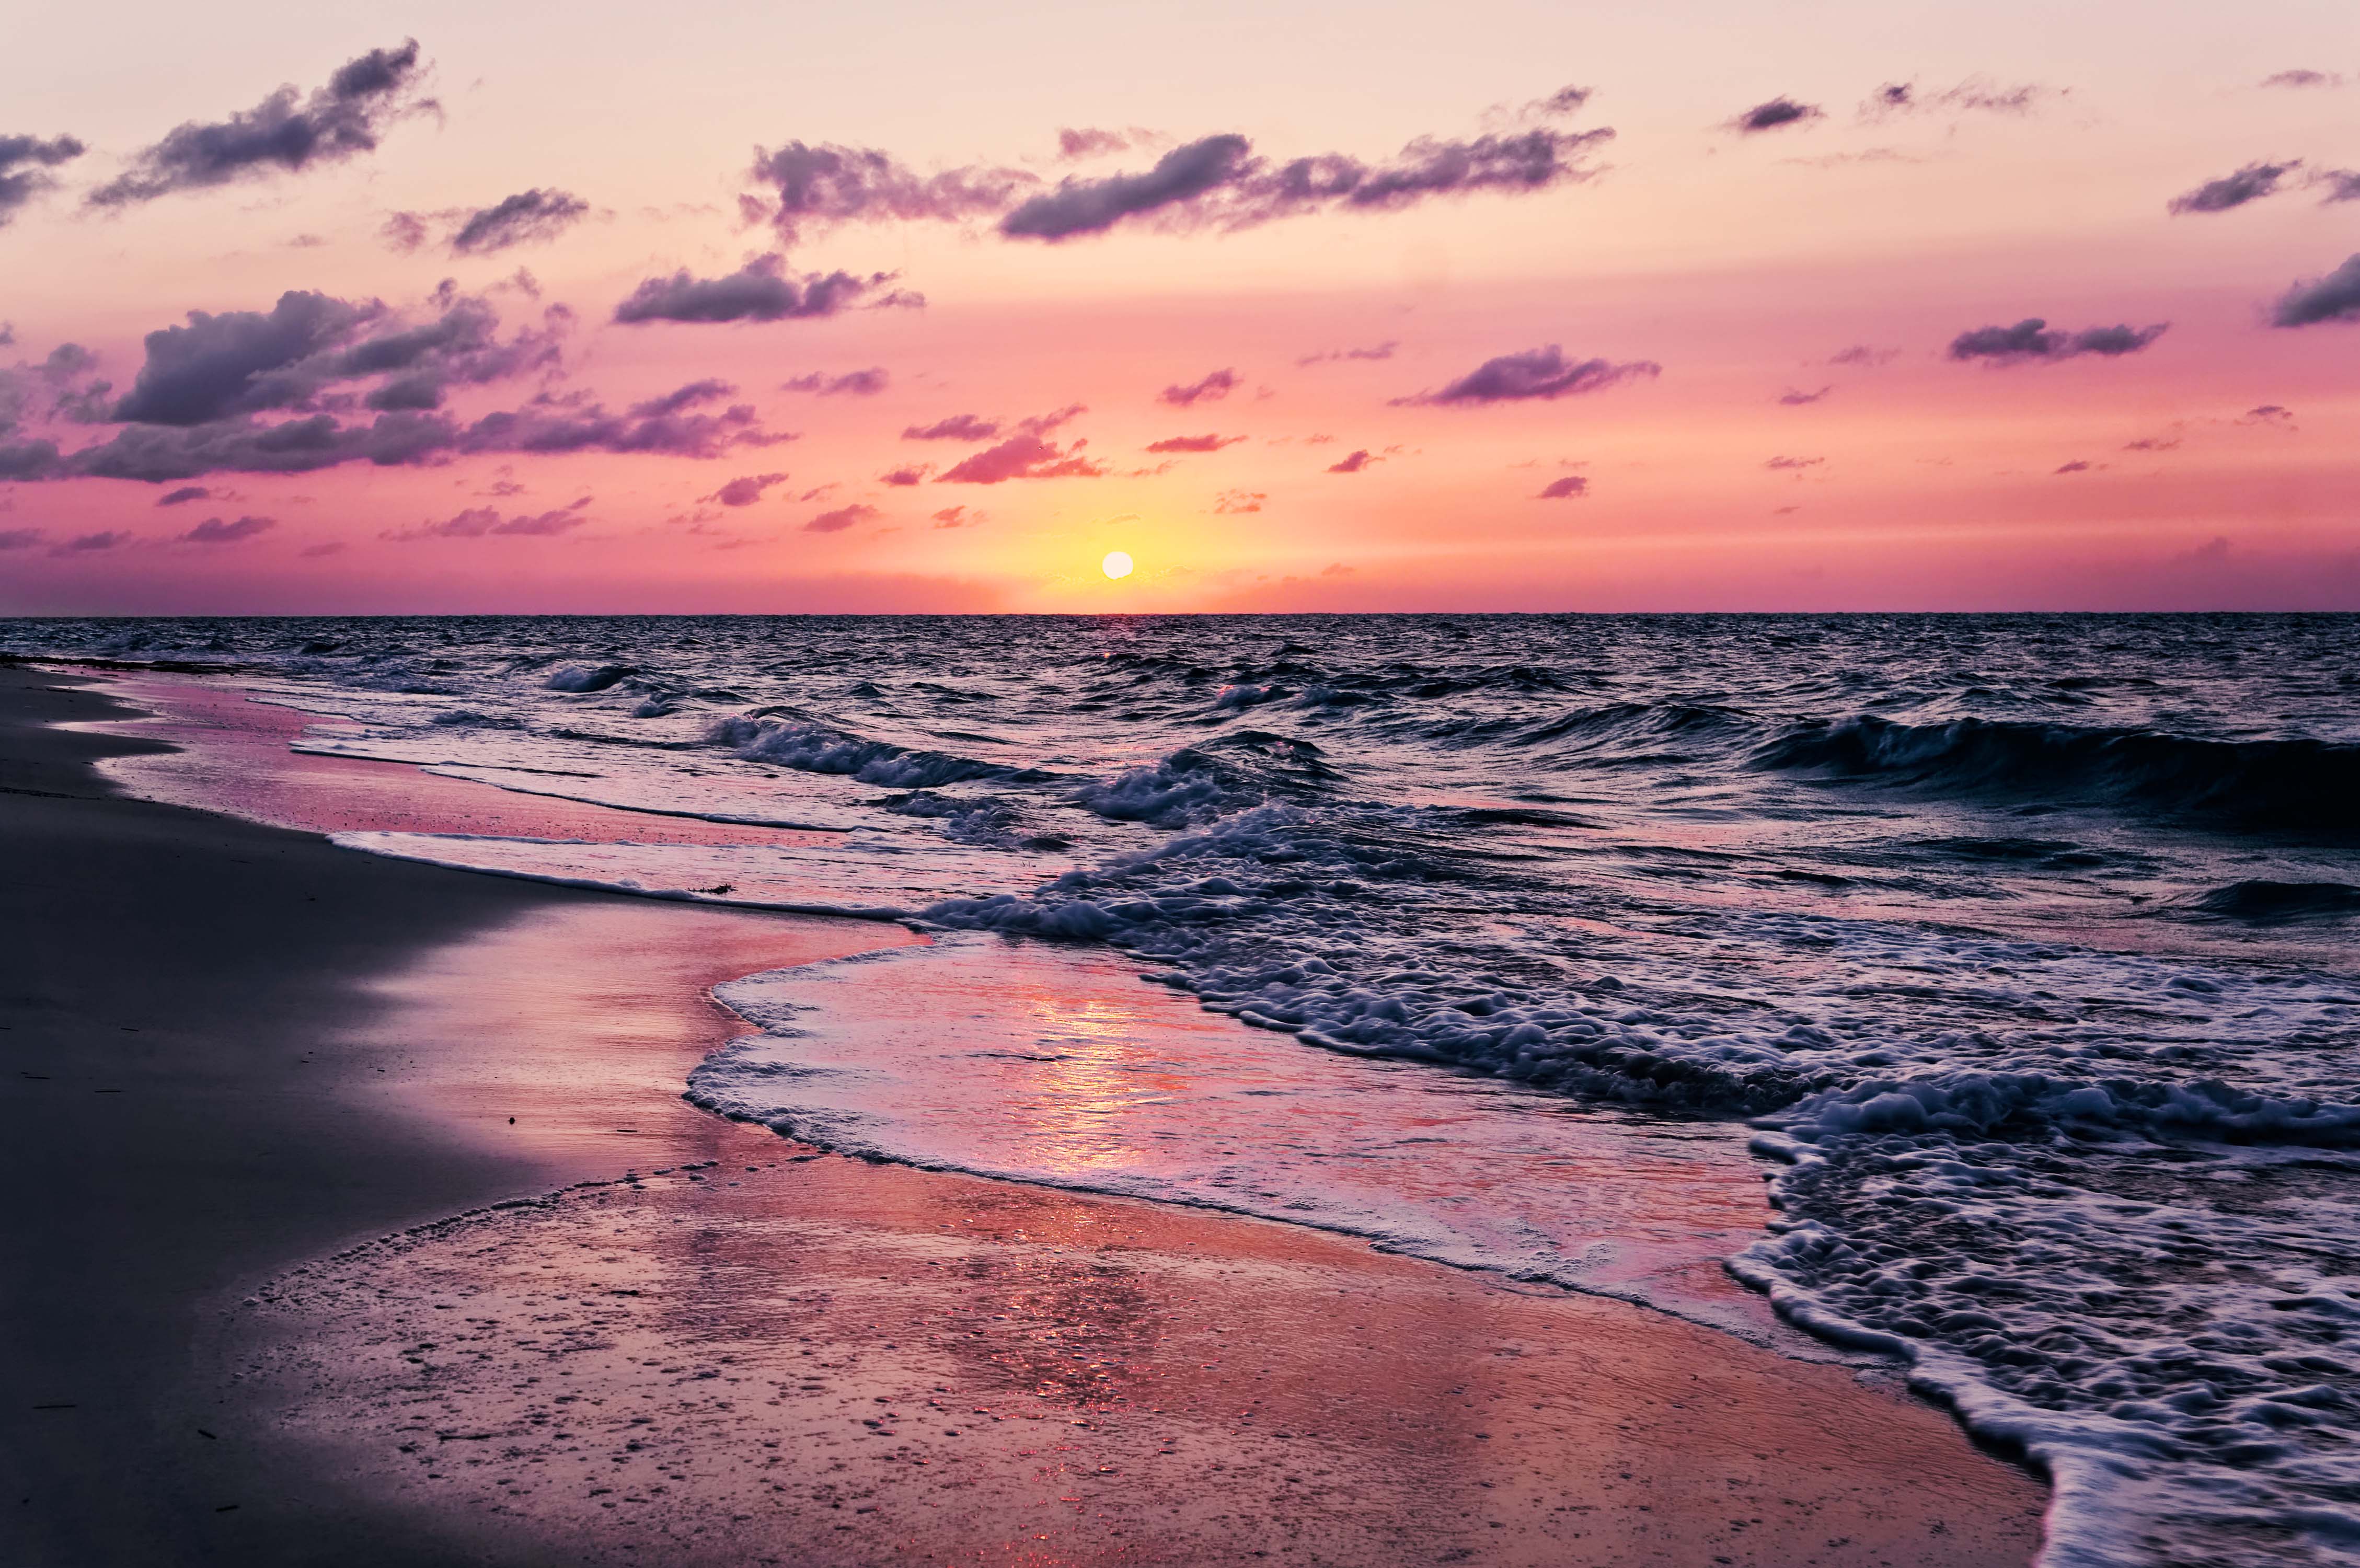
[2,0,2356,612]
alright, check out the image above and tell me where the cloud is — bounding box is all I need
[450,189,590,255]
[1765,455,1824,470]
[1863,80,2047,118]
[0,133,86,226]
[780,367,888,396]
[1212,489,1264,514]
[1526,85,1594,118]
[383,496,591,541]
[1017,402,1087,435]
[704,471,789,506]
[1158,368,1238,407]
[931,505,982,528]
[2312,169,2360,203]
[2168,161,2299,214]
[2054,459,2091,474]
[177,513,275,543]
[902,413,999,441]
[1391,344,1661,405]
[2123,436,2180,452]
[0,526,44,549]
[747,142,1037,243]
[998,125,1611,240]
[1327,448,1377,473]
[53,529,131,554]
[2270,255,2360,327]
[1536,475,1588,499]
[936,434,1106,483]
[300,540,347,557]
[1778,385,1832,405]
[155,484,211,506]
[613,256,902,324]
[88,41,433,207]
[2243,403,2296,424]
[629,378,735,418]
[379,212,430,252]
[804,502,880,533]
[1296,341,1398,367]
[880,464,928,486]
[1056,128,1134,160]
[1146,433,1245,453]
[1729,98,1822,134]
[1827,344,1898,366]
[1946,318,2169,363]
[2260,70,2343,89]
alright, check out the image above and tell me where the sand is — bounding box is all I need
[0,665,2051,1566]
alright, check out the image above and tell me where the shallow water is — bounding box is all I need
[12,611,2359,1566]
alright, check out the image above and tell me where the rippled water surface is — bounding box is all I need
[10,612,2359,1566]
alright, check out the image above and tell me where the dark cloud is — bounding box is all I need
[1765,455,1824,470]
[1146,433,1245,453]
[2123,436,2180,452]
[2313,169,2360,203]
[1864,80,2047,118]
[1527,85,1594,118]
[781,367,889,396]
[998,125,1610,240]
[2260,70,2343,89]
[450,189,590,255]
[88,41,432,207]
[930,505,980,528]
[1056,128,1133,160]
[1391,344,1661,405]
[936,435,1105,483]
[1296,341,1397,367]
[1327,449,1377,473]
[629,379,735,418]
[177,513,275,543]
[54,529,131,554]
[1211,489,1265,514]
[613,256,901,324]
[902,413,999,441]
[2270,254,2360,327]
[704,471,788,506]
[155,484,211,505]
[804,502,880,533]
[747,142,1036,243]
[1778,385,1832,405]
[2168,161,2299,214]
[1946,318,2169,363]
[1729,98,1822,134]
[0,527,42,549]
[2243,403,2296,423]
[2054,459,2091,475]
[0,133,86,226]
[1827,344,1898,366]
[383,495,591,541]
[880,465,928,486]
[1158,367,1238,407]
[1535,475,1588,499]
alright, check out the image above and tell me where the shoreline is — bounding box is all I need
[1,666,2052,1565]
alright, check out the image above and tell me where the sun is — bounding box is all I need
[1101,550,1134,580]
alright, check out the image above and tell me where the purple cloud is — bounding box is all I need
[1158,368,1238,407]
[1864,80,2047,118]
[383,497,591,541]
[937,435,1106,483]
[1778,385,1833,405]
[0,133,86,226]
[1392,344,1661,405]
[902,413,999,441]
[0,527,45,549]
[1947,318,2169,363]
[1057,128,1134,160]
[1535,475,1588,499]
[88,41,433,207]
[450,189,590,255]
[781,367,889,396]
[177,513,275,543]
[155,484,211,506]
[2271,254,2360,327]
[613,256,902,324]
[1765,455,1824,470]
[705,471,789,506]
[2054,459,2091,474]
[805,502,881,533]
[53,529,132,554]
[880,464,928,486]
[1146,433,1245,453]
[1828,344,1898,367]
[1327,449,1377,473]
[2260,70,2343,89]
[2168,161,2300,214]
[931,505,981,528]
[1000,135,1254,239]
[1729,98,1822,134]
[1296,341,1397,367]
[747,142,1036,243]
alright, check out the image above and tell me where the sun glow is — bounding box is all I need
[1101,550,1134,580]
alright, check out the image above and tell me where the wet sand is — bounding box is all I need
[0,666,2051,1565]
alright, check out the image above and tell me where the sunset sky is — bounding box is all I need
[3,0,2356,613]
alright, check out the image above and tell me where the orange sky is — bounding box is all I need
[2,0,2356,611]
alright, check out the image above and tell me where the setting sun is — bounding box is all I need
[1101,551,1134,581]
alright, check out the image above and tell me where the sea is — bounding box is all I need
[8,612,2358,1567]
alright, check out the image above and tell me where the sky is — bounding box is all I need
[1,0,2356,613]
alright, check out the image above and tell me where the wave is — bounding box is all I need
[2190,880,2360,924]
[1756,714,2360,834]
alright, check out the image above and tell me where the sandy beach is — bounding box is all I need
[1,665,2050,1566]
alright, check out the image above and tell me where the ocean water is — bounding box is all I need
[10,612,2360,1566]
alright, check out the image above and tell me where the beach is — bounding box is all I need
[0,664,2050,1565]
